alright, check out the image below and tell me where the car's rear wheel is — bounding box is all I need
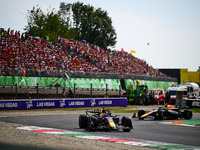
[155,109,164,120]
[138,110,145,120]
[79,114,88,128]
[121,116,133,132]
[87,117,94,131]
[183,110,193,119]
[91,117,98,128]
[123,128,131,132]
[158,110,164,120]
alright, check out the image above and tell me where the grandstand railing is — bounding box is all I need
[0,68,177,82]
[124,74,177,82]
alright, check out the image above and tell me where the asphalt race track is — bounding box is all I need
[0,112,200,147]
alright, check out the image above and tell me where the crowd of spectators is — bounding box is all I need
[0,28,170,78]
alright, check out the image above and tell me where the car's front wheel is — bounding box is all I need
[79,114,88,129]
[138,110,145,120]
[121,116,133,132]
[155,109,164,120]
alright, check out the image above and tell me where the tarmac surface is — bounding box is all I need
[0,107,200,148]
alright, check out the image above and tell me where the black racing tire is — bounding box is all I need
[121,116,133,132]
[138,110,145,120]
[123,128,131,132]
[87,117,99,131]
[91,116,98,128]
[155,109,164,120]
[87,117,93,131]
[158,110,164,120]
[183,110,193,119]
[79,114,88,129]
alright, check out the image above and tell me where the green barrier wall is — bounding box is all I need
[0,76,120,90]
[0,76,177,91]
[125,79,178,91]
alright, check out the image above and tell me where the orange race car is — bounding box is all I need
[138,105,193,120]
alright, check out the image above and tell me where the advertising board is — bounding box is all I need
[0,97,127,110]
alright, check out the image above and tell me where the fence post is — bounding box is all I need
[56,83,58,98]
[119,85,121,97]
[74,83,76,98]
[15,83,18,99]
[36,83,39,99]
[90,84,93,98]
[105,84,108,98]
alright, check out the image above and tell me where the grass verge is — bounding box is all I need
[1,105,199,113]
[0,106,139,113]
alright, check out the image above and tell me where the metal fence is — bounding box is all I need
[0,68,177,82]
[124,74,177,82]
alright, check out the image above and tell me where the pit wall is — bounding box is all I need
[0,76,177,91]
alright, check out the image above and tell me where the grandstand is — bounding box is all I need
[0,28,170,78]
[0,28,177,99]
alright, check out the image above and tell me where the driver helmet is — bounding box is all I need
[165,105,174,109]
[100,108,106,116]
